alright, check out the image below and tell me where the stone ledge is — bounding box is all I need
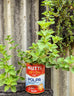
[0,89,53,96]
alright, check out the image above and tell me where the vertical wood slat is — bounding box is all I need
[19,0,27,78]
[51,68,60,96]
[0,0,3,44]
[31,0,39,43]
[0,0,4,74]
[27,0,32,47]
[14,0,21,70]
[20,0,27,51]
[70,43,74,96]
[4,0,12,65]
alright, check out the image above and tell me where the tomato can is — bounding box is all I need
[26,63,45,94]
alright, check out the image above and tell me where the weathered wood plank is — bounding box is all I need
[0,0,4,44]
[51,68,60,96]
[27,0,32,47]
[4,0,12,65]
[70,43,74,96]
[0,0,4,74]
[19,0,27,79]
[31,0,39,43]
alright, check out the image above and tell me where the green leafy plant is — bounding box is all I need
[18,0,74,72]
[0,0,74,93]
[0,35,25,92]
[50,0,74,55]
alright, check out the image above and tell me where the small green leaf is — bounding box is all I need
[11,82,17,86]
[4,86,10,92]
[65,64,70,68]
[11,86,16,92]
[14,44,19,47]
[46,63,53,68]
[18,62,22,65]
[71,67,74,73]
[9,69,16,75]
[17,69,20,74]
[9,47,14,50]
[55,65,60,69]
[9,40,15,44]
[20,77,25,81]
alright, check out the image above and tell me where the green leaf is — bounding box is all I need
[14,44,19,48]
[4,86,10,92]
[65,64,70,68]
[9,47,14,50]
[0,73,6,79]
[0,81,4,86]
[9,40,15,44]
[55,65,60,69]
[11,82,17,86]
[20,77,25,81]
[63,67,69,71]
[71,67,74,73]
[9,69,16,75]
[11,86,16,92]
[18,62,22,65]
[17,69,20,74]
[46,63,53,68]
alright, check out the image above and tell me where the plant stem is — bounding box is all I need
[17,66,23,76]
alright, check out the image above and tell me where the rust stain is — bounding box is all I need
[24,16,26,18]
[8,1,10,3]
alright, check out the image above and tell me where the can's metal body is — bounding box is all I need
[26,63,45,94]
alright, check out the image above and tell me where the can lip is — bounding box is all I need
[26,63,44,65]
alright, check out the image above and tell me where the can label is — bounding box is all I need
[26,63,45,94]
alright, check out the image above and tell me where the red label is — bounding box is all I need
[26,63,45,77]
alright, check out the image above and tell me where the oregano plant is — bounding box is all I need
[20,0,74,72]
[0,35,25,92]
